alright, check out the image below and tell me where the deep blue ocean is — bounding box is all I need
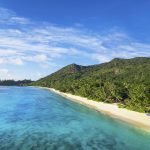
[0,86,149,150]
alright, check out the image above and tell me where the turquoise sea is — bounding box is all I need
[0,86,149,150]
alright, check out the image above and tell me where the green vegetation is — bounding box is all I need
[31,57,150,113]
[0,79,33,86]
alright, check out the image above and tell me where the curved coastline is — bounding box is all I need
[38,86,150,132]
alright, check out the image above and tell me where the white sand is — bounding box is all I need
[39,87,150,132]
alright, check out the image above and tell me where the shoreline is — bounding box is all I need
[38,86,150,132]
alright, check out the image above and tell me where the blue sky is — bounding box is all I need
[0,0,150,80]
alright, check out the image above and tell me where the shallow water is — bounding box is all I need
[0,86,149,150]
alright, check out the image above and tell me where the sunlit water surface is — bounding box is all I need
[0,86,149,150]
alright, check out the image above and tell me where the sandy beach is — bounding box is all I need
[39,87,150,132]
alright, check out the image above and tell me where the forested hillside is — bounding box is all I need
[31,57,150,113]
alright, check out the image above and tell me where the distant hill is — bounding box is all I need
[0,79,33,86]
[31,57,150,113]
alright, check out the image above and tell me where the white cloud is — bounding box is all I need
[0,6,149,80]
[0,50,17,56]
[0,7,30,25]
[9,58,24,65]
[11,17,30,24]
[23,54,48,63]
[0,58,5,64]
[35,54,47,62]
[0,57,24,65]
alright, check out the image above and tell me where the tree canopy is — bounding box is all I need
[31,57,150,113]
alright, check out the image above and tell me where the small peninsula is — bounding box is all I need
[0,80,33,86]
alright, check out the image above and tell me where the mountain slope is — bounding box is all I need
[31,57,150,113]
